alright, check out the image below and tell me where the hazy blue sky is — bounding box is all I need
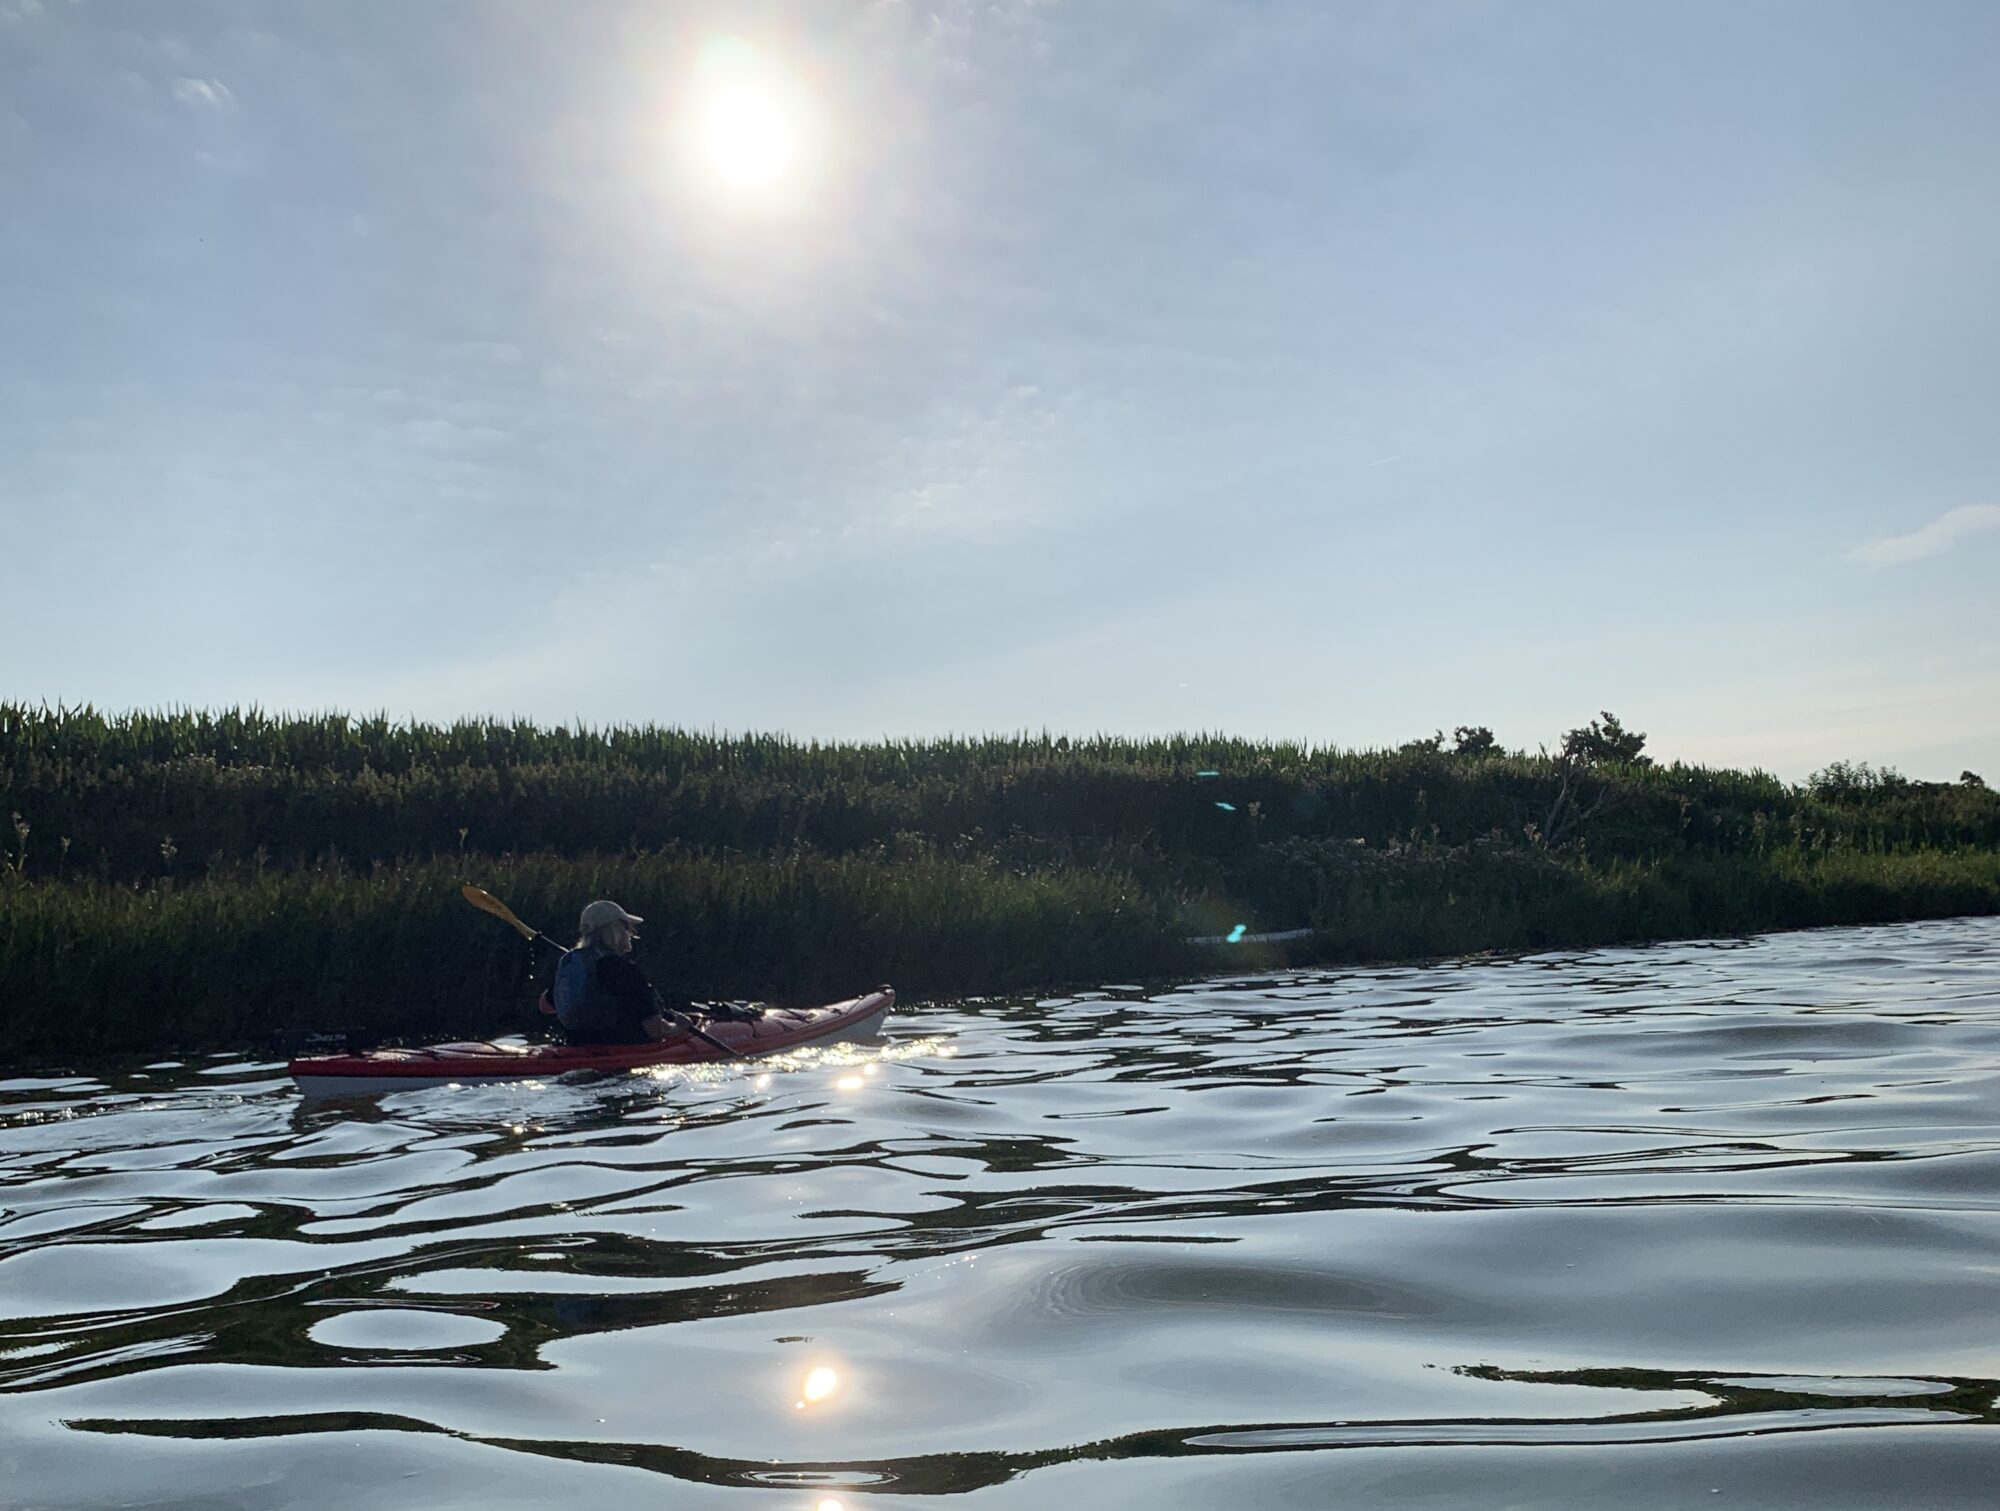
[4,0,1996,779]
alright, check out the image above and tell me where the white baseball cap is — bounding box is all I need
[578,899,643,933]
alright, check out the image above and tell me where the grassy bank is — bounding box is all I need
[0,851,1184,1060]
[6,844,1997,1063]
[4,706,1997,1060]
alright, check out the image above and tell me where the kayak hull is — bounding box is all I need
[289,988,893,1098]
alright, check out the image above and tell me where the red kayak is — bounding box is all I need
[289,988,894,1097]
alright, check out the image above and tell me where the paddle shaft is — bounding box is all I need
[460,885,748,1061]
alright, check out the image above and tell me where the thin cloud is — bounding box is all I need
[172,77,236,110]
[1849,504,2000,568]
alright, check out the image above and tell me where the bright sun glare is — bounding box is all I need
[802,1366,839,1402]
[701,82,795,188]
[688,38,808,201]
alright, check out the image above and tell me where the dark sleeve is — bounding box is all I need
[595,954,664,1015]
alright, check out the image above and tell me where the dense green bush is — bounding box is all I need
[8,705,1998,885]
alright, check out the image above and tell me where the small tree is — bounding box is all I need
[1452,725,1497,757]
[1808,761,1909,801]
[1531,712,1645,848]
[1963,770,1989,789]
[1559,711,1650,766]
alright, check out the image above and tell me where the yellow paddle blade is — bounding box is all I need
[461,884,538,941]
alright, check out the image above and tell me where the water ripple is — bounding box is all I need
[6,916,2000,1507]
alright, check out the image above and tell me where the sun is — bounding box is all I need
[684,38,813,205]
[700,81,795,189]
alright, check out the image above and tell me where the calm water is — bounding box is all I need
[7,917,2000,1509]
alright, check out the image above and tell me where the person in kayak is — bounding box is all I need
[551,899,678,1045]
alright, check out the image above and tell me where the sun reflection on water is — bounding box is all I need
[793,1361,843,1412]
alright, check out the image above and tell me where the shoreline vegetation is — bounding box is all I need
[5,705,1998,1061]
